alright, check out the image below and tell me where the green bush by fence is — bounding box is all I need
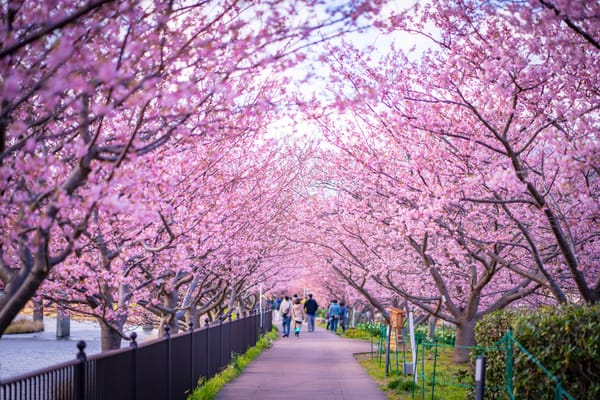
[513,304,600,399]
[473,305,600,400]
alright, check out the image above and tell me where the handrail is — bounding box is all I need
[0,309,272,400]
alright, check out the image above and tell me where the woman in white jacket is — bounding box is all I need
[291,298,305,337]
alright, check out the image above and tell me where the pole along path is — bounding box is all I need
[216,325,387,400]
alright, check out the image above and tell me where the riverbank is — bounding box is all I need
[0,316,157,380]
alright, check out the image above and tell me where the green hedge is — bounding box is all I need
[513,304,600,399]
[472,305,600,400]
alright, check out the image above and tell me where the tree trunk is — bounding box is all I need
[186,308,200,329]
[428,315,437,341]
[100,320,122,351]
[171,313,182,333]
[0,259,48,336]
[157,290,177,336]
[158,318,166,336]
[453,318,477,363]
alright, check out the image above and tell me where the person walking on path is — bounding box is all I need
[279,295,292,337]
[291,297,305,337]
[303,294,318,332]
[339,301,348,332]
[328,300,341,332]
[273,296,282,321]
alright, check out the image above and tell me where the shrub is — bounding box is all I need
[513,304,600,400]
[342,327,371,340]
[415,324,457,345]
[472,305,600,400]
[387,376,415,391]
[357,322,385,337]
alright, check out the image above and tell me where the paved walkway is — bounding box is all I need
[216,325,387,400]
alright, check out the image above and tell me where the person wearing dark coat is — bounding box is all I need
[303,294,319,332]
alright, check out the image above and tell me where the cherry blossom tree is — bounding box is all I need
[0,0,384,337]
[3,1,596,365]
[296,142,545,362]
[292,0,599,362]
[381,0,600,304]
[39,114,319,349]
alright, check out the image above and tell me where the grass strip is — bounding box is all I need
[354,346,471,400]
[187,328,278,400]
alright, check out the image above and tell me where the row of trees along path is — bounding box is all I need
[0,0,598,367]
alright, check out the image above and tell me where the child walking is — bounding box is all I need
[291,297,305,337]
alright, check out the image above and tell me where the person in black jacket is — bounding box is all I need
[303,294,319,332]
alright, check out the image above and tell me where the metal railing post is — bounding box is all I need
[75,341,87,400]
[475,355,487,400]
[204,318,210,379]
[555,379,562,400]
[243,311,248,351]
[165,324,172,400]
[189,321,194,392]
[431,339,439,400]
[228,315,233,358]
[505,330,514,399]
[130,332,138,400]
[219,318,224,369]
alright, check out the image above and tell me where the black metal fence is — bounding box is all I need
[0,310,272,400]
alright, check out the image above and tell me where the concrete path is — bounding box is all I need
[216,325,387,400]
